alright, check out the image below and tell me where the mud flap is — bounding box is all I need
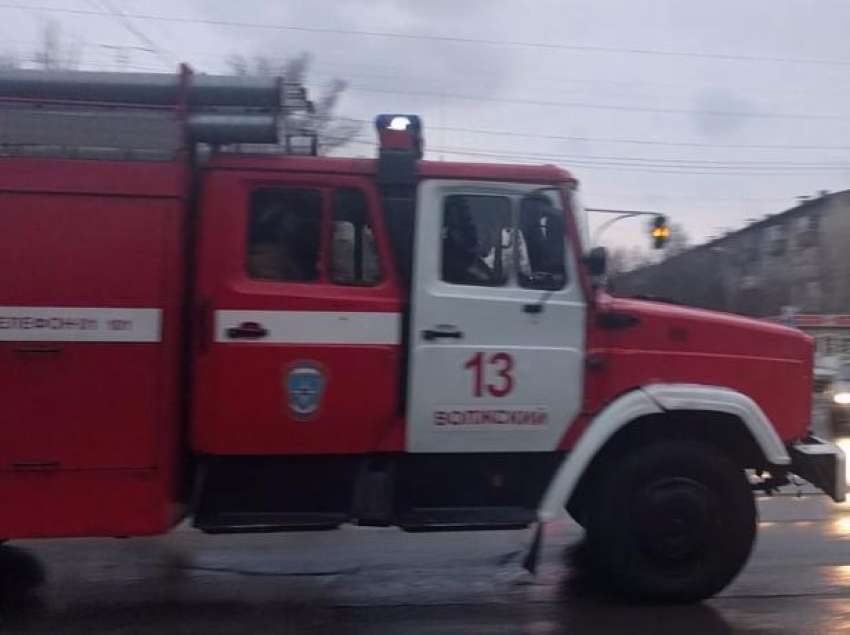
[523,522,545,574]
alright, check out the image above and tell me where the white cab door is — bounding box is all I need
[407,179,587,452]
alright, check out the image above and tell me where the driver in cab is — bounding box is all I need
[441,198,496,286]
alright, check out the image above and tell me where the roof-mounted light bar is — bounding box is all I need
[375,113,423,159]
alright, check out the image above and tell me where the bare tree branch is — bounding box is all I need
[664,223,690,258]
[226,51,360,155]
[281,53,310,86]
[0,51,19,69]
[33,22,83,70]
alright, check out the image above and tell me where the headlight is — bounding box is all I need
[834,392,850,405]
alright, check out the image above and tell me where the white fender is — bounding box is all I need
[538,388,661,522]
[642,384,790,466]
[538,383,791,522]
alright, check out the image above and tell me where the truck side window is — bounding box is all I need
[331,189,381,286]
[517,195,567,290]
[441,194,510,287]
[247,188,322,282]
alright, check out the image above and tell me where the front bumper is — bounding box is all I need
[788,435,846,503]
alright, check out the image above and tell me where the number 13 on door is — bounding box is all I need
[464,352,515,398]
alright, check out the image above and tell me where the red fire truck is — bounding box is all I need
[0,67,843,604]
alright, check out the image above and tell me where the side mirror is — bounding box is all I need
[581,246,607,277]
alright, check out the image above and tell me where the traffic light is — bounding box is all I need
[651,215,670,249]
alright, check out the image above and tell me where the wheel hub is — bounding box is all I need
[633,477,718,566]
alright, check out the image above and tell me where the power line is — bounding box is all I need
[95,44,850,102]
[309,66,850,101]
[37,43,841,123]
[349,139,850,176]
[16,54,163,71]
[353,138,850,168]
[319,83,850,122]
[434,148,850,174]
[596,194,793,203]
[124,47,850,101]
[66,47,850,152]
[4,5,848,141]
[2,4,850,68]
[88,0,175,69]
[5,4,849,159]
[349,118,850,152]
[439,146,850,169]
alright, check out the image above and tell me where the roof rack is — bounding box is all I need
[0,65,316,160]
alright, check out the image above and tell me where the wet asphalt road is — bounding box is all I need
[3,493,850,634]
[2,404,849,634]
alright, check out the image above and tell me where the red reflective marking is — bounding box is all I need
[463,351,485,397]
[488,352,514,397]
[464,352,516,398]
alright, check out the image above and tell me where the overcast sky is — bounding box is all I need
[3,0,850,251]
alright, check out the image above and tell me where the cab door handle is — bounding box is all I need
[227,322,269,339]
[422,327,464,341]
[11,460,60,470]
[14,347,62,354]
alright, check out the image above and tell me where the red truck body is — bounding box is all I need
[1,159,185,537]
[0,68,841,603]
[0,151,815,536]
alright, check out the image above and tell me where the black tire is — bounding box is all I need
[566,498,585,527]
[0,545,46,597]
[583,439,756,604]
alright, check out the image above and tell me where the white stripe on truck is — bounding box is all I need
[215,310,401,345]
[0,306,161,342]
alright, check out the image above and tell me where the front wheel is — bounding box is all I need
[584,439,756,604]
[0,545,46,596]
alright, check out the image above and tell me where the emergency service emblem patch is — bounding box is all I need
[285,361,327,420]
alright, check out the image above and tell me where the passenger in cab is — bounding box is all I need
[248,194,319,282]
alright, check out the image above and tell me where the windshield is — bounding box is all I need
[567,188,590,252]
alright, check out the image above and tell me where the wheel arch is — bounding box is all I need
[538,384,791,522]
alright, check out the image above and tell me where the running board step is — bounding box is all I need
[397,507,536,532]
[195,511,348,534]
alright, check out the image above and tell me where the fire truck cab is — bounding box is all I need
[0,68,844,604]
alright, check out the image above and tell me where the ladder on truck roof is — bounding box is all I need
[0,65,317,160]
